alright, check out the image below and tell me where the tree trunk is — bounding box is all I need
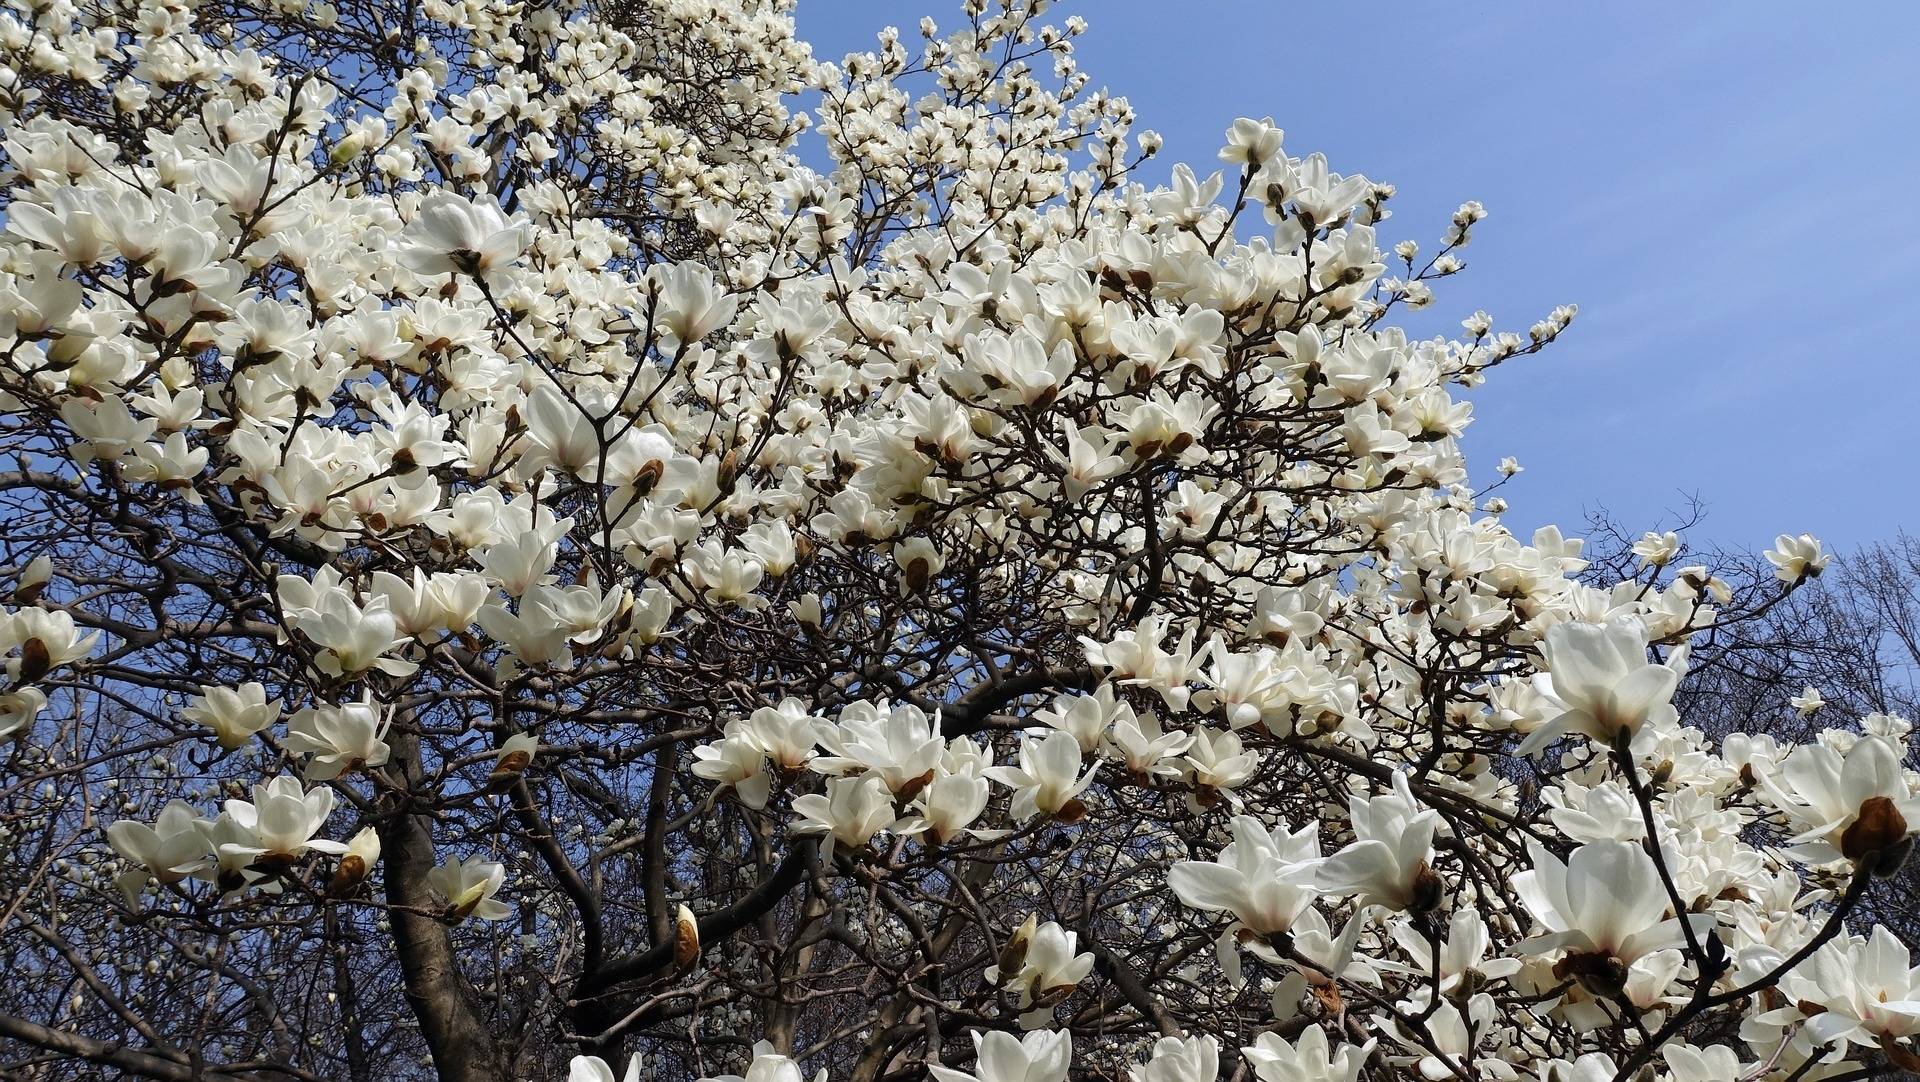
[379,734,507,1082]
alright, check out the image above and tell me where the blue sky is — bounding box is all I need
[795,2,1920,553]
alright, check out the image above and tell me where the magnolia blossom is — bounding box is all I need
[984,730,1099,821]
[106,800,211,903]
[1765,533,1830,584]
[2,607,97,680]
[986,916,1095,1014]
[277,582,415,678]
[698,1042,826,1082]
[329,826,381,897]
[1761,734,1920,866]
[1242,1025,1370,1082]
[1383,910,1522,995]
[791,775,898,855]
[1775,925,1920,1051]
[0,687,47,740]
[1662,1045,1744,1082]
[1129,1035,1219,1082]
[929,1030,1071,1082]
[743,698,826,772]
[692,728,773,810]
[1512,840,1706,994]
[569,1054,643,1082]
[283,696,391,780]
[1316,772,1441,911]
[1265,905,1373,1010]
[813,700,943,794]
[1105,708,1193,779]
[1180,726,1260,809]
[1080,616,1201,712]
[653,263,739,347]
[181,683,281,749]
[426,855,513,922]
[400,192,529,282]
[911,769,991,844]
[1168,815,1323,938]
[1632,530,1681,568]
[488,733,540,790]
[369,569,489,637]
[1790,685,1826,716]
[221,776,348,864]
[1035,687,1123,753]
[1517,618,1679,755]
[1383,994,1495,1082]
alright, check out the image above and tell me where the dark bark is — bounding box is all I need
[0,1012,243,1081]
[379,733,508,1082]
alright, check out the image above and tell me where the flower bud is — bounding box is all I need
[1841,796,1909,866]
[996,914,1037,983]
[672,903,700,972]
[14,555,51,604]
[1409,861,1444,915]
[328,827,381,898]
[487,734,538,792]
[1553,950,1629,999]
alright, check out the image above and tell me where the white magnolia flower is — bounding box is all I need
[1789,684,1826,716]
[1385,994,1492,1082]
[983,730,1098,821]
[985,915,1095,1012]
[1631,531,1680,568]
[0,686,47,740]
[1179,725,1260,808]
[488,733,540,789]
[569,1053,643,1082]
[791,775,898,855]
[2,607,98,680]
[1168,814,1323,938]
[106,800,211,903]
[1662,1044,1743,1082]
[426,855,513,921]
[929,1029,1071,1082]
[697,1040,826,1082]
[182,683,281,749]
[329,826,381,896]
[1517,618,1679,755]
[653,262,739,346]
[1317,772,1441,911]
[1761,734,1920,866]
[1545,781,1644,844]
[221,775,349,864]
[742,698,826,772]
[1383,909,1522,994]
[910,768,991,844]
[1241,1025,1370,1082]
[1034,686,1123,753]
[691,727,772,810]
[1129,1035,1219,1082]
[400,191,528,281]
[1512,840,1707,992]
[284,695,391,780]
[1219,116,1283,167]
[369,569,488,636]
[1104,707,1193,779]
[813,700,942,793]
[1777,925,1920,1050]
[1764,533,1830,584]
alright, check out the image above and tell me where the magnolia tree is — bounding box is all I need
[0,0,1915,1079]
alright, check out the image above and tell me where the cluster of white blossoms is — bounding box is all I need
[0,0,1913,1078]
